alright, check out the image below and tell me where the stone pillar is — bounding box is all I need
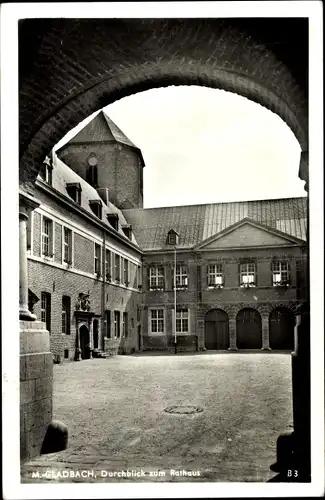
[228,318,238,351]
[19,190,57,462]
[19,192,40,320]
[261,315,271,350]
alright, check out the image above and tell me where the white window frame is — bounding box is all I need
[114,310,121,338]
[208,263,224,288]
[175,308,189,333]
[123,258,129,286]
[272,261,290,286]
[41,216,54,259]
[63,227,72,264]
[105,249,111,281]
[94,243,101,276]
[149,266,164,291]
[175,265,188,289]
[114,253,121,283]
[149,308,165,334]
[240,263,256,287]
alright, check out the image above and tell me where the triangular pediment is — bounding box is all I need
[196,218,305,250]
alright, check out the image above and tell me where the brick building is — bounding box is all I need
[124,201,307,352]
[28,111,308,359]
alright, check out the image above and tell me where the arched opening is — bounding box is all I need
[236,308,262,349]
[18,19,308,189]
[269,307,295,351]
[205,309,229,350]
[79,325,90,360]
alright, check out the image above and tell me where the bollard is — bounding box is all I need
[41,420,68,455]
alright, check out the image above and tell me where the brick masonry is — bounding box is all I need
[18,19,308,191]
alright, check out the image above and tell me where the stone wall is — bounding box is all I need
[20,320,52,461]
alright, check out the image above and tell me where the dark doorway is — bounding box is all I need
[137,324,141,351]
[80,325,90,359]
[93,320,99,350]
[236,308,262,349]
[269,308,294,350]
[205,309,229,350]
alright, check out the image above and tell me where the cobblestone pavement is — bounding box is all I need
[21,353,293,483]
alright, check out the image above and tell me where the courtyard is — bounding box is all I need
[22,353,292,482]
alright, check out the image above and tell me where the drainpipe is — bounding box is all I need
[101,229,106,350]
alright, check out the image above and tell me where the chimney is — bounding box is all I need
[96,187,110,206]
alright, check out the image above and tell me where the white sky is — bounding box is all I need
[55,85,306,208]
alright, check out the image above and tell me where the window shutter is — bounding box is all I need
[238,263,241,287]
[254,262,257,287]
[206,265,209,287]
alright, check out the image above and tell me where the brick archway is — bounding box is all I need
[19,18,308,192]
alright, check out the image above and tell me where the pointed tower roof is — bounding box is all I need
[56,110,145,166]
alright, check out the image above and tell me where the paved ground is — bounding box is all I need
[21,353,293,482]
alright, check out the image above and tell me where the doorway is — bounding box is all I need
[204,309,229,350]
[79,325,90,359]
[236,308,262,349]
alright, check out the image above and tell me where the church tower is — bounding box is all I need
[56,110,145,209]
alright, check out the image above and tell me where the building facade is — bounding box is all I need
[27,111,308,360]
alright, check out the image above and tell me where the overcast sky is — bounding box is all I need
[55,85,306,208]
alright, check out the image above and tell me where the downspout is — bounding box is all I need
[101,228,106,350]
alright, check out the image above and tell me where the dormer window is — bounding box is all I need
[39,156,53,185]
[89,199,102,219]
[122,224,132,240]
[107,213,119,231]
[66,183,82,205]
[167,229,179,246]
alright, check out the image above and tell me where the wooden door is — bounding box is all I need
[236,309,262,349]
[269,308,294,350]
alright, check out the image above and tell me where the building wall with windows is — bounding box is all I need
[27,153,143,362]
[124,200,308,352]
[29,113,308,356]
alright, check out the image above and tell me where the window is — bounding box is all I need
[94,244,101,275]
[39,158,52,185]
[123,259,129,286]
[64,349,69,359]
[89,200,102,219]
[149,266,164,290]
[105,310,111,338]
[150,309,164,333]
[137,265,142,289]
[62,296,71,335]
[175,265,188,289]
[105,249,111,280]
[114,311,120,338]
[240,263,256,287]
[123,312,128,337]
[167,230,179,246]
[66,183,81,205]
[114,254,120,282]
[107,213,119,231]
[272,261,290,286]
[42,217,53,257]
[63,227,72,263]
[122,224,132,239]
[208,264,224,287]
[86,165,98,186]
[176,308,189,333]
[41,292,51,331]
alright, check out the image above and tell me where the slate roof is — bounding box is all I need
[39,154,140,248]
[56,111,145,166]
[122,197,307,251]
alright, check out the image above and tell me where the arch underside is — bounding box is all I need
[19,19,308,192]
